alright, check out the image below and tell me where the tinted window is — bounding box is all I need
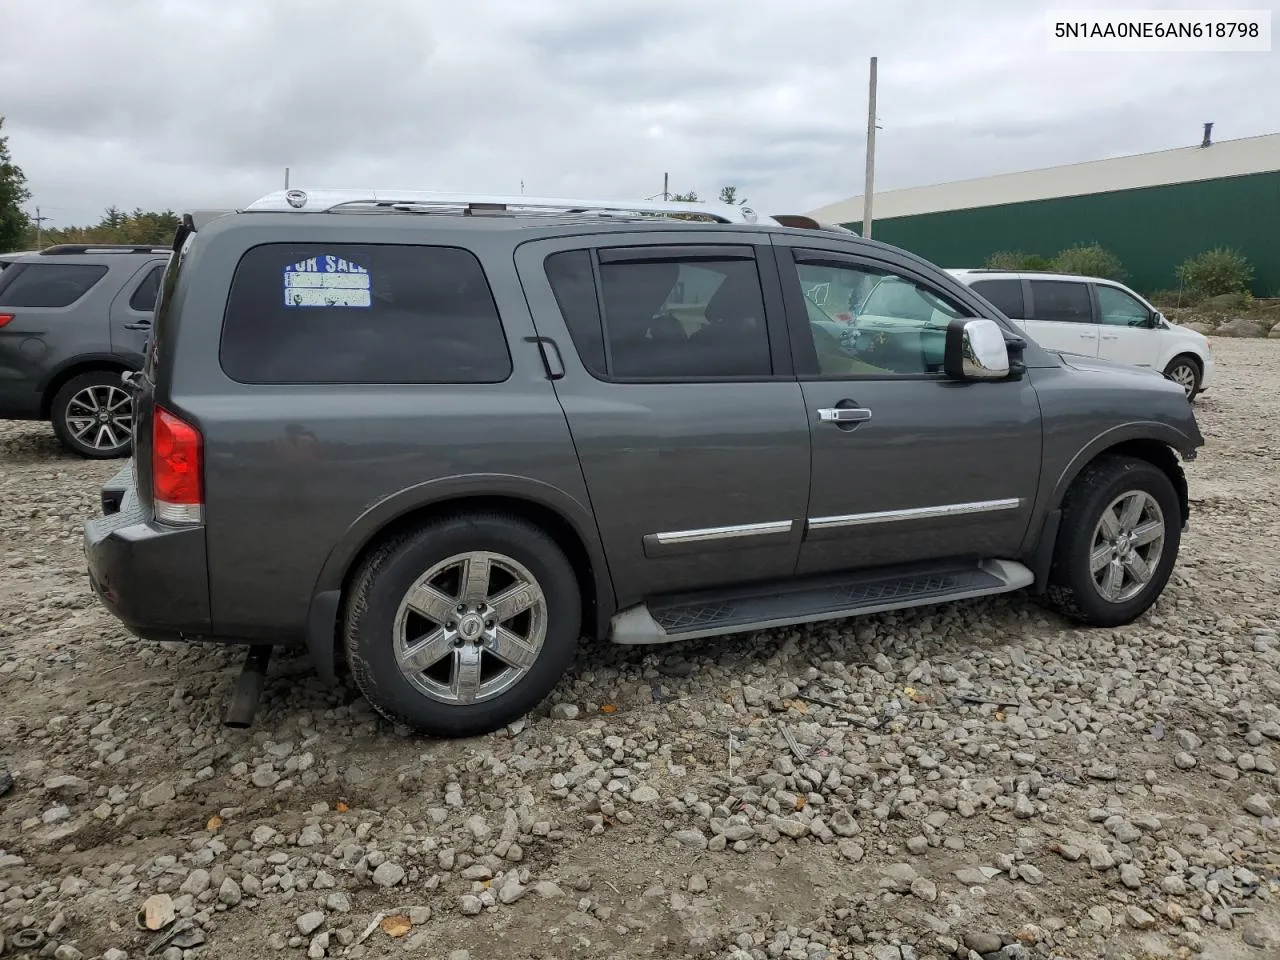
[128,264,165,313]
[970,278,1024,318]
[0,263,108,307]
[797,262,964,376]
[545,250,606,377]
[1097,285,1151,327]
[220,244,511,384]
[1029,280,1092,324]
[546,248,773,380]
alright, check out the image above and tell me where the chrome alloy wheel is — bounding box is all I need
[1089,490,1166,603]
[392,551,547,705]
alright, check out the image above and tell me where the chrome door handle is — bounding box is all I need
[1101,333,1118,340]
[818,407,872,423]
[1080,331,1097,338]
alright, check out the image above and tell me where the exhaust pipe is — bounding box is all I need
[224,645,273,728]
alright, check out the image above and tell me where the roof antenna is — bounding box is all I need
[1201,122,1213,148]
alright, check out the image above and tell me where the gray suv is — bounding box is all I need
[83,190,1204,738]
[0,244,170,458]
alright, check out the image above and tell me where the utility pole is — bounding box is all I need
[284,167,290,189]
[862,56,878,239]
[32,206,49,249]
[663,172,669,202]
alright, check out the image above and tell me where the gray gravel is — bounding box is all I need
[1,339,1279,960]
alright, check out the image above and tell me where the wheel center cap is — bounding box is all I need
[457,613,484,640]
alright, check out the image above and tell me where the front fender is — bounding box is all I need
[1050,420,1198,517]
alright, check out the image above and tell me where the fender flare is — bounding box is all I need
[1049,421,1196,516]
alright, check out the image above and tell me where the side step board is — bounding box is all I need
[609,559,1034,645]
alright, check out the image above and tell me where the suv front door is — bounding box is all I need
[515,234,811,604]
[1094,282,1161,369]
[775,243,1042,576]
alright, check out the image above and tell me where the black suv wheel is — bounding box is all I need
[51,370,135,459]
[342,513,581,738]
[1045,455,1181,627]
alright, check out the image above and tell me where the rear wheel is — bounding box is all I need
[342,513,581,738]
[1163,355,1201,400]
[50,370,134,459]
[1045,455,1181,627]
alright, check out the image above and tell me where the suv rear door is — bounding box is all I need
[109,259,167,361]
[515,232,811,604]
[774,240,1041,575]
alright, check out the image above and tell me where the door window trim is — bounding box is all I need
[539,239,795,384]
[778,247,985,382]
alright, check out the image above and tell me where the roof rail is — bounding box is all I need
[242,188,774,226]
[39,244,171,256]
[771,214,856,234]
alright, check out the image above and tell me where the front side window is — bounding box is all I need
[797,261,964,376]
[220,243,512,384]
[0,263,109,308]
[1096,285,1151,327]
[544,247,773,380]
[1028,280,1092,324]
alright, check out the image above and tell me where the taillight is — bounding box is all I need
[0,314,13,327]
[152,406,203,525]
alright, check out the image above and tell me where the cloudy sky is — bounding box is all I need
[2,0,1276,227]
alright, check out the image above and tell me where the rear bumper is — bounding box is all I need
[84,463,214,642]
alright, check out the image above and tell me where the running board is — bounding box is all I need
[608,559,1034,645]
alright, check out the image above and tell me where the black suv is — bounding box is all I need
[0,244,171,458]
[84,190,1203,738]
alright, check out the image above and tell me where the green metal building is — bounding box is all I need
[805,130,1280,296]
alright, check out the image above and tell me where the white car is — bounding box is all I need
[948,269,1212,399]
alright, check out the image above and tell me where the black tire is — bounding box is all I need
[1045,455,1181,627]
[342,513,581,738]
[50,370,134,459]
[1163,355,1202,401]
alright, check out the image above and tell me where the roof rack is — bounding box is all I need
[242,188,774,226]
[39,244,171,256]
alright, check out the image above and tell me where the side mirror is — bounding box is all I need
[944,318,1010,380]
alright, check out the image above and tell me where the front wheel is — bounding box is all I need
[342,513,581,738]
[1045,455,1181,627]
[50,370,134,459]
[1163,355,1201,400]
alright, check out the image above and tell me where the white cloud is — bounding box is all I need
[1,0,1275,226]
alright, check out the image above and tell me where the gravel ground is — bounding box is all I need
[1,339,1278,960]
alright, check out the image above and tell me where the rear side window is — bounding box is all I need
[220,243,512,384]
[0,263,108,307]
[128,264,165,313]
[544,246,773,380]
[1028,280,1093,324]
[969,278,1024,318]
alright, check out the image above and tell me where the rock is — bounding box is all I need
[954,868,989,886]
[180,869,211,896]
[1216,318,1265,338]
[1244,794,1273,817]
[630,785,659,803]
[326,892,351,913]
[906,835,929,855]
[498,879,527,904]
[910,877,937,902]
[533,881,565,899]
[459,895,483,916]
[1175,752,1197,769]
[44,775,90,796]
[307,932,329,960]
[1126,906,1156,929]
[1241,922,1272,948]
[879,863,918,893]
[0,769,12,796]
[139,782,176,808]
[963,932,1005,954]
[550,703,580,720]
[104,951,129,960]
[673,828,707,848]
[1119,864,1142,889]
[218,877,242,906]
[771,816,808,839]
[54,946,84,960]
[296,824,324,847]
[296,911,325,935]
[829,809,859,837]
[1087,763,1118,781]
[1018,864,1045,885]
[372,862,405,887]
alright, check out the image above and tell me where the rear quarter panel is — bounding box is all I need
[158,216,605,642]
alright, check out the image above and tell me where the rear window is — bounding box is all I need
[969,278,1024,318]
[220,243,512,385]
[0,263,109,307]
